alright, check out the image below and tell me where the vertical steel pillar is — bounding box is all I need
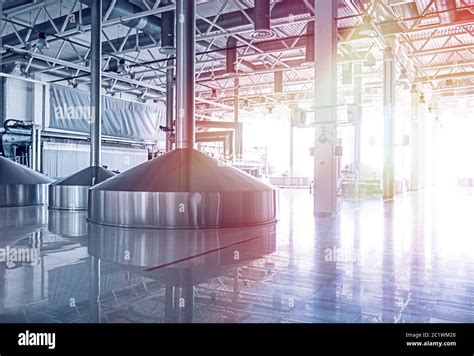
[166,59,175,152]
[418,89,426,190]
[290,123,294,177]
[90,0,102,167]
[410,85,419,191]
[314,0,338,216]
[30,126,37,170]
[234,77,239,161]
[383,45,396,199]
[234,77,239,123]
[353,63,362,191]
[176,0,195,149]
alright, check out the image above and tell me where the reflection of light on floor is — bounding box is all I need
[0,188,473,323]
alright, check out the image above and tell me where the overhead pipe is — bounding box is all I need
[304,20,315,64]
[274,70,283,93]
[160,0,176,55]
[175,0,196,149]
[1,0,162,48]
[225,37,238,75]
[251,0,275,40]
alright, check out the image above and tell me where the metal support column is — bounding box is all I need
[30,126,37,170]
[383,45,396,199]
[410,85,419,191]
[176,0,195,149]
[234,77,239,123]
[353,63,362,193]
[314,0,338,216]
[90,0,102,167]
[166,59,175,152]
[418,89,426,190]
[290,123,294,177]
[233,77,239,161]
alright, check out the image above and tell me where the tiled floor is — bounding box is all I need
[0,188,473,323]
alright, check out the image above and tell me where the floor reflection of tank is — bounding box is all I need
[48,210,88,238]
[0,205,91,322]
[87,223,277,323]
[0,206,47,240]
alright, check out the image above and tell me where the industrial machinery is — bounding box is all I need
[0,155,54,207]
[88,0,277,230]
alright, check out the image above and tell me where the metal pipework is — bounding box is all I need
[252,0,274,40]
[160,0,176,55]
[166,59,175,152]
[305,20,315,64]
[90,0,102,167]
[175,0,196,149]
[226,37,238,75]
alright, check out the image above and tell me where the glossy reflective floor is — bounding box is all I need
[0,188,473,323]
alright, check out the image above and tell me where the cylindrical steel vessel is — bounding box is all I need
[48,166,115,211]
[0,184,50,207]
[88,149,278,229]
[0,156,54,207]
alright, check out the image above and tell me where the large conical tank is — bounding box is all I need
[49,166,116,211]
[0,156,54,207]
[88,148,277,229]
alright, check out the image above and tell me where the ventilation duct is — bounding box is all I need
[274,70,283,93]
[225,37,238,76]
[160,0,176,55]
[304,20,315,66]
[1,0,162,49]
[251,0,275,40]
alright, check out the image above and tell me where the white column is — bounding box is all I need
[353,63,362,194]
[383,44,396,199]
[418,90,426,190]
[314,0,338,216]
[410,85,419,191]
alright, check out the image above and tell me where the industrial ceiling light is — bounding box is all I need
[211,88,217,98]
[10,61,23,76]
[364,53,376,67]
[10,56,29,77]
[419,93,426,104]
[36,32,49,50]
[109,58,128,75]
[359,15,377,37]
[410,84,418,94]
[251,0,275,40]
[68,78,78,89]
[399,68,408,81]
[118,59,128,75]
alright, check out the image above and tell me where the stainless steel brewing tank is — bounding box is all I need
[0,156,54,207]
[88,149,278,229]
[49,166,116,211]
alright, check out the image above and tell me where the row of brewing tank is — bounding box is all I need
[0,150,278,230]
